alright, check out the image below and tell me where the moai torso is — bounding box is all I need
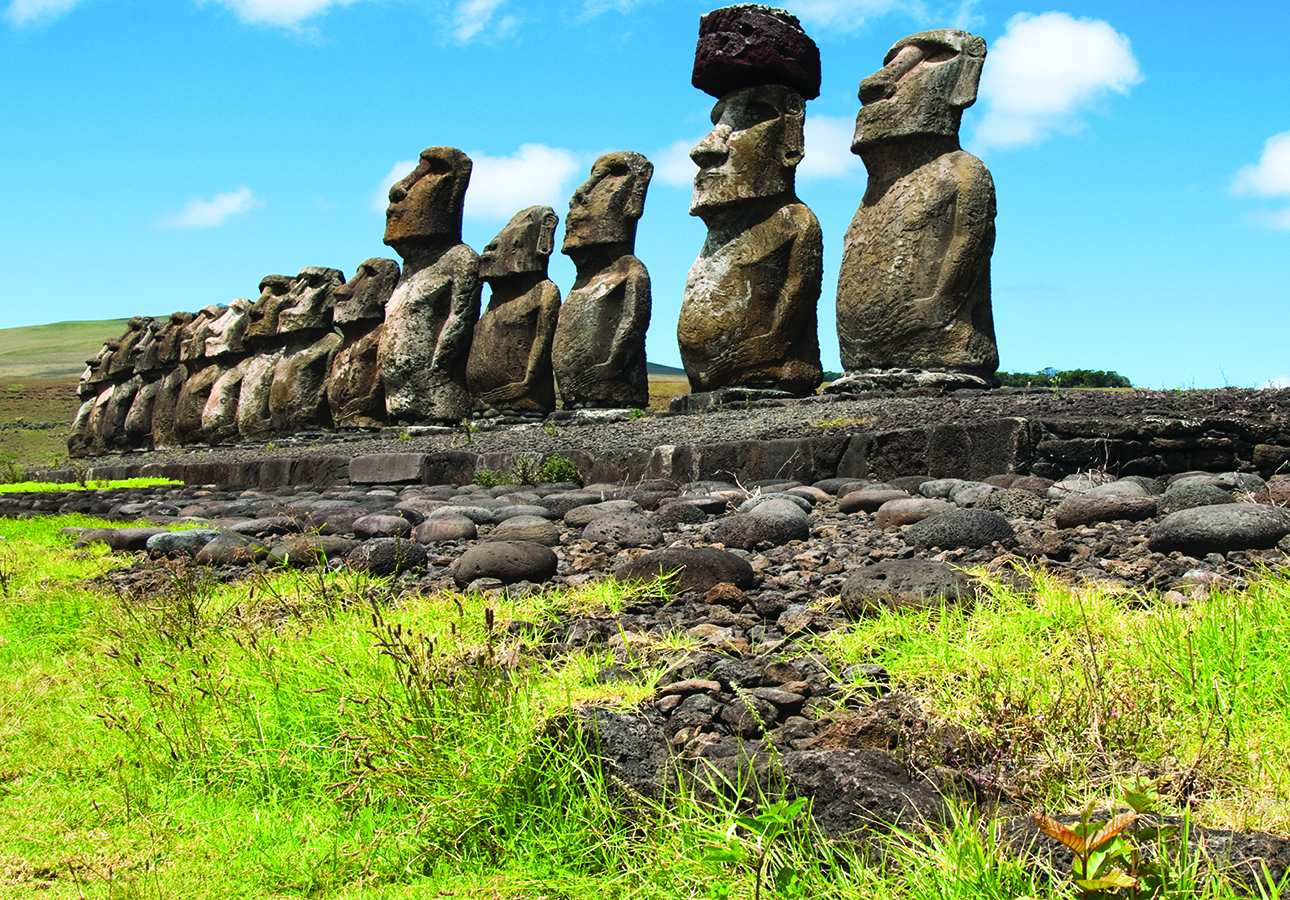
[328,257,399,429]
[467,206,561,414]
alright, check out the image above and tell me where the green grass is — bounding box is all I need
[0,477,183,492]
[0,319,137,380]
[1,516,1288,898]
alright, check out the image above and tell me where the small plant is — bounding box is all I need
[472,468,517,488]
[397,429,412,442]
[1033,783,1180,900]
[629,408,648,420]
[701,797,811,900]
[543,419,558,438]
[538,454,582,486]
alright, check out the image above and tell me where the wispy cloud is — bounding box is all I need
[371,159,418,211]
[652,137,703,188]
[1233,131,1290,230]
[158,186,262,229]
[800,114,862,180]
[972,12,1142,151]
[5,0,85,27]
[199,0,367,28]
[1260,374,1290,390]
[464,144,583,221]
[580,0,661,15]
[782,0,913,35]
[452,0,515,42]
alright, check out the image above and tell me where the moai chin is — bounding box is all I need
[377,146,481,424]
[328,257,400,429]
[552,152,653,410]
[466,206,561,415]
[832,29,998,392]
[676,5,824,398]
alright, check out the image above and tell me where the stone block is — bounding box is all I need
[350,453,427,485]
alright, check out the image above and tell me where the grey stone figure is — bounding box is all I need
[552,152,653,410]
[201,298,255,443]
[268,266,345,434]
[377,147,481,424]
[677,4,824,397]
[467,205,561,414]
[328,257,400,429]
[237,275,295,442]
[833,29,998,391]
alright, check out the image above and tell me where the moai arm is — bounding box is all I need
[737,206,822,367]
[914,158,996,330]
[523,281,561,389]
[429,247,481,373]
[597,262,651,380]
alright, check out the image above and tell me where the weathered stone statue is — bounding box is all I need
[145,311,194,449]
[68,340,117,457]
[833,29,998,391]
[173,305,224,445]
[269,267,345,434]
[328,257,400,429]
[552,152,653,410]
[466,206,561,415]
[677,5,824,397]
[378,147,481,424]
[237,275,295,441]
[201,298,255,443]
[100,317,154,450]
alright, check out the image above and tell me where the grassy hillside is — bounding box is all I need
[0,318,136,380]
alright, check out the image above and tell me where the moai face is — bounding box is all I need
[245,274,296,342]
[333,258,400,326]
[277,267,345,335]
[563,152,653,252]
[852,29,985,152]
[690,83,805,217]
[383,147,472,251]
[180,306,222,363]
[205,298,253,357]
[479,206,558,281]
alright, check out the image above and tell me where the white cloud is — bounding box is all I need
[199,0,366,28]
[452,0,514,43]
[653,137,702,188]
[783,0,910,35]
[5,0,84,27]
[581,0,660,15]
[463,144,583,221]
[1260,375,1290,390]
[158,186,262,230]
[973,12,1142,150]
[800,113,862,180]
[371,158,417,211]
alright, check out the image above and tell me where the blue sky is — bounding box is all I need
[1,0,1287,389]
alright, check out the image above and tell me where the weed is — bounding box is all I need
[630,407,648,420]
[701,797,812,900]
[543,418,558,438]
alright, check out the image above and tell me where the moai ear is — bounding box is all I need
[537,212,559,256]
[625,154,653,220]
[950,38,986,109]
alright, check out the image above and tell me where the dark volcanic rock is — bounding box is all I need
[1054,494,1157,529]
[145,528,222,556]
[906,508,1014,550]
[452,540,559,586]
[711,508,810,550]
[1149,504,1290,555]
[840,559,978,616]
[582,512,665,548]
[1157,482,1236,517]
[195,532,278,565]
[691,4,821,100]
[614,547,755,593]
[347,537,427,575]
[275,534,359,567]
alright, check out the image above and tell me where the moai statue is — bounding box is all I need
[100,317,154,450]
[268,266,345,434]
[68,339,118,457]
[676,5,824,398]
[552,152,653,410]
[200,298,255,443]
[377,147,481,424]
[237,275,295,441]
[466,206,561,415]
[833,30,997,391]
[145,311,195,449]
[328,258,400,428]
[173,305,224,444]
[122,317,166,448]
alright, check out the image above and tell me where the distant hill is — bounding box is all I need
[0,319,136,380]
[646,362,686,377]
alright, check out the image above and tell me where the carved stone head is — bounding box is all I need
[690,83,805,216]
[479,206,558,282]
[180,305,222,363]
[245,274,296,343]
[147,311,194,370]
[277,266,345,335]
[205,298,253,358]
[852,29,986,151]
[383,147,472,252]
[333,258,400,326]
[108,317,152,376]
[563,152,653,252]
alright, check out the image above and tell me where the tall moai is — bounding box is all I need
[552,152,653,410]
[378,147,481,424]
[466,206,561,415]
[676,5,824,397]
[328,258,400,429]
[99,317,153,451]
[833,30,998,391]
[146,311,195,449]
[172,305,224,445]
[68,339,118,457]
[200,298,255,443]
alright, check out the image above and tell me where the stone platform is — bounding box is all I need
[43,387,1290,490]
